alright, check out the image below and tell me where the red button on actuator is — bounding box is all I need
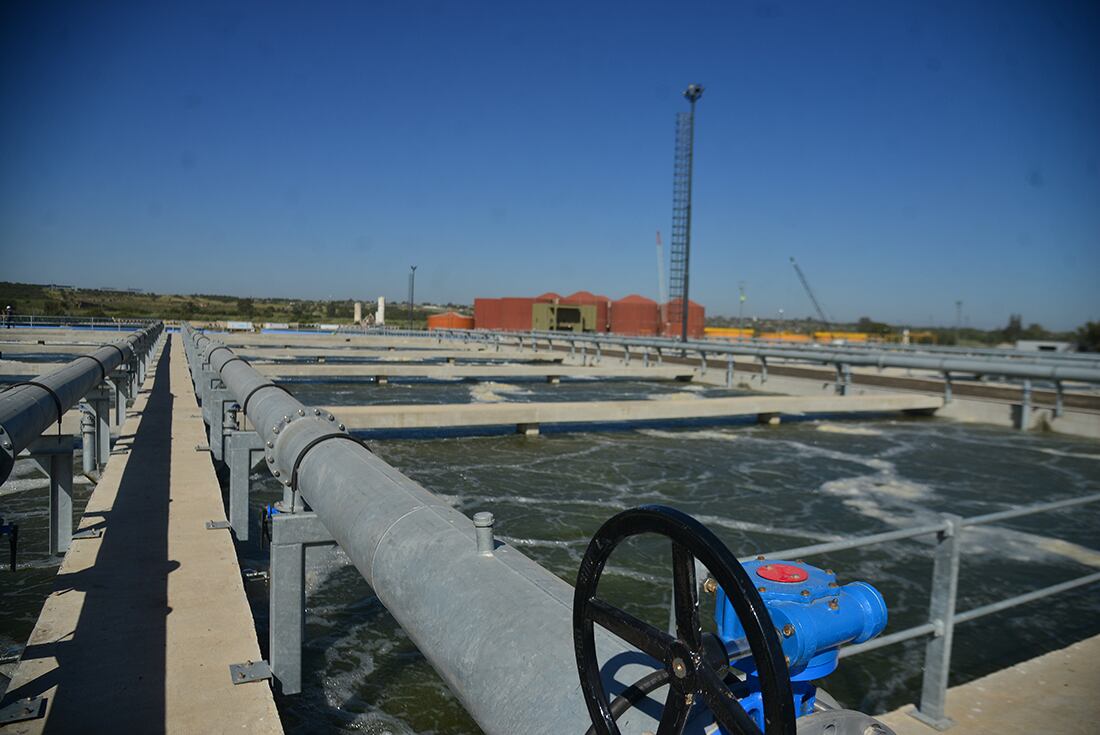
[756,563,809,583]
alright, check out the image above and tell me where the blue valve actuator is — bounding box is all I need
[714,559,887,728]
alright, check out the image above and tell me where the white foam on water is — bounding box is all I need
[0,476,47,497]
[815,423,884,437]
[646,391,702,401]
[821,474,933,502]
[500,495,630,510]
[600,563,667,585]
[468,381,529,403]
[769,438,907,474]
[954,523,1100,568]
[637,428,738,442]
[497,535,587,549]
[692,512,843,543]
[1037,448,1100,461]
[822,472,1100,570]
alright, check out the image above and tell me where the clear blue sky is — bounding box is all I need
[2,1,1097,329]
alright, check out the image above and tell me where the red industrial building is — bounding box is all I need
[661,298,705,339]
[473,298,503,330]
[610,294,660,336]
[474,291,704,338]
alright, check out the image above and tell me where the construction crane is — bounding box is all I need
[789,256,831,325]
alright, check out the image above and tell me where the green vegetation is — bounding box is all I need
[0,281,450,329]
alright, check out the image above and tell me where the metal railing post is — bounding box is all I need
[911,514,962,730]
[111,377,125,426]
[87,387,111,468]
[1054,380,1064,418]
[268,511,335,695]
[726,355,734,388]
[942,372,952,403]
[226,431,265,541]
[760,355,768,383]
[269,534,304,695]
[1018,379,1032,431]
[80,405,96,476]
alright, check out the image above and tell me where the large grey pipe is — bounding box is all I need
[183,326,663,734]
[0,322,163,483]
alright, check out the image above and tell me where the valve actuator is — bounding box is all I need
[715,559,888,729]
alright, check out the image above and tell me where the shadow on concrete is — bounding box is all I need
[1,342,174,733]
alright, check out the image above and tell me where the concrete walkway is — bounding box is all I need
[0,335,281,734]
[328,393,942,432]
[879,633,1100,735]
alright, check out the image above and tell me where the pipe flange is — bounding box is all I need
[266,409,348,487]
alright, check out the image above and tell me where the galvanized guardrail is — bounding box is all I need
[745,493,1100,729]
[360,324,1100,369]
[357,326,1097,427]
[1,314,159,330]
[436,329,1100,385]
[0,322,164,484]
[702,334,1100,367]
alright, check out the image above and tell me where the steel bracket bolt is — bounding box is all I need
[782,624,795,637]
[671,658,687,678]
[473,511,496,556]
[703,577,718,594]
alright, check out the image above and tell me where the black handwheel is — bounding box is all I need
[573,505,797,735]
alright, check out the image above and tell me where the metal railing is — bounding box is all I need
[1,314,159,331]
[744,492,1100,728]
[358,324,1100,368]
[364,327,1094,426]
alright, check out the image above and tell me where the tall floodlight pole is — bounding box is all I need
[669,84,703,343]
[955,300,962,342]
[738,281,746,336]
[408,265,417,329]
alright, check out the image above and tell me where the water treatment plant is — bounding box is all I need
[2,3,1098,733]
[0,315,1097,734]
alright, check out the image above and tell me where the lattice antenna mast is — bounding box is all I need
[655,230,667,306]
[668,84,703,342]
[789,256,830,326]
